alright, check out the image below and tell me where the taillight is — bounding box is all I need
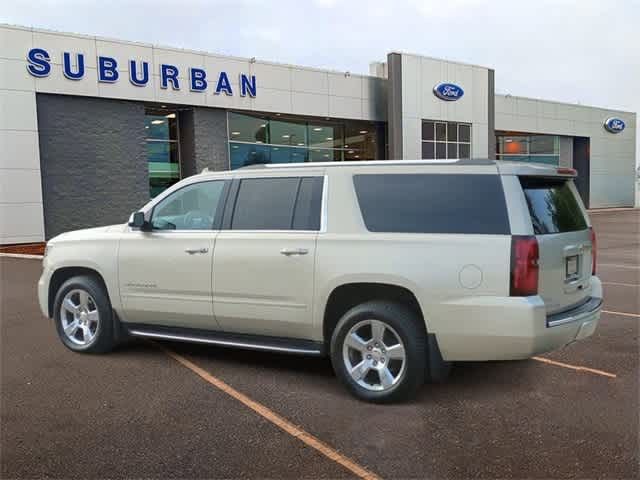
[590,227,597,275]
[510,236,539,296]
[557,167,577,176]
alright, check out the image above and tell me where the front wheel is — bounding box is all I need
[53,275,115,353]
[330,301,427,403]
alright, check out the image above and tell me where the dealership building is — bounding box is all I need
[0,24,636,245]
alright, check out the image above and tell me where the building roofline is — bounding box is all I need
[496,92,637,116]
[0,23,380,80]
[3,23,634,117]
[387,50,494,71]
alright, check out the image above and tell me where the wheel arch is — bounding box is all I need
[322,281,427,347]
[48,266,110,319]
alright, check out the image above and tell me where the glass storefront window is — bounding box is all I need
[496,133,560,165]
[421,121,471,160]
[229,143,271,169]
[344,124,376,160]
[422,121,435,141]
[530,135,558,155]
[228,113,268,143]
[273,146,308,163]
[309,148,338,162]
[149,162,181,198]
[308,123,344,149]
[228,112,381,169]
[459,124,471,143]
[270,119,307,147]
[146,141,179,164]
[145,114,178,140]
[422,141,435,159]
[500,136,528,155]
[459,143,470,158]
[146,109,180,197]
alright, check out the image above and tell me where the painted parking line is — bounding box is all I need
[598,263,640,269]
[532,308,640,378]
[588,208,639,213]
[157,343,381,480]
[0,253,43,260]
[602,282,640,288]
[602,310,640,318]
[532,356,617,378]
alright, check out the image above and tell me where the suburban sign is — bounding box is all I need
[433,82,464,101]
[26,47,257,97]
[603,117,625,134]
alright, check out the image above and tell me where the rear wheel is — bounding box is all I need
[53,275,115,353]
[330,301,426,403]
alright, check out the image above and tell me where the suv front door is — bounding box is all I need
[118,179,228,329]
[213,175,324,339]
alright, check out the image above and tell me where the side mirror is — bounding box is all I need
[128,211,152,231]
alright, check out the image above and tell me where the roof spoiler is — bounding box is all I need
[496,162,577,178]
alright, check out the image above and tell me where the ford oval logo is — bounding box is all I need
[604,117,625,133]
[433,82,464,101]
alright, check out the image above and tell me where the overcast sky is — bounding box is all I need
[3,0,639,166]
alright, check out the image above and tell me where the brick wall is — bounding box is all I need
[192,107,229,173]
[37,94,148,239]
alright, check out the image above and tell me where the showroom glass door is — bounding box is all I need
[145,109,181,197]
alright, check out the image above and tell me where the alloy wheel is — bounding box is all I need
[60,289,100,346]
[342,319,406,391]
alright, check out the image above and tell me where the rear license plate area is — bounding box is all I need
[565,255,579,281]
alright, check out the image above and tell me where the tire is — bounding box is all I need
[330,301,427,403]
[53,275,115,354]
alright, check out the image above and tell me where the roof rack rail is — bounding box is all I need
[235,159,496,169]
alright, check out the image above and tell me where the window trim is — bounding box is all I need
[221,175,327,233]
[146,179,231,233]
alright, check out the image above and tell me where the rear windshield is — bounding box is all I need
[520,177,588,234]
[353,174,510,234]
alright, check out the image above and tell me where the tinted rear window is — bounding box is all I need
[353,174,510,234]
[292,177,323,230]
[520,177,588,234]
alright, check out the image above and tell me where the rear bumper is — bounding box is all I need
[431,276,603,361]
[546,296,602,328]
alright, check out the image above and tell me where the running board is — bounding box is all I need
[125,324,325,356]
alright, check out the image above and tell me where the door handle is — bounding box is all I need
[280,248,309,256]
[185,247,209,255]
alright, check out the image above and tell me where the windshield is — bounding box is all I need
[520,177,588,234]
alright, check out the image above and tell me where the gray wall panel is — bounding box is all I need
[387,53,403,160]
[559,136,573,168]
[178,109,197,177]
[36,94,147,239]
[191,108,229,172]
[487,69,495,159]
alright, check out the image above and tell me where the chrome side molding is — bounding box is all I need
[127,328,324,356]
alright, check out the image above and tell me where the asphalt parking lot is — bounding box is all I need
[1,209,638,479]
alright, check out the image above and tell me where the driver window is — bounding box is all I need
[151,181,225,230]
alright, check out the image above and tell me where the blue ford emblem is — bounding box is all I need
[433,82,464,101]
[604,117,625,133]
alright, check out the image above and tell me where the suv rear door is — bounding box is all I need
[212,173,324,339]
[517,174,593,314]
